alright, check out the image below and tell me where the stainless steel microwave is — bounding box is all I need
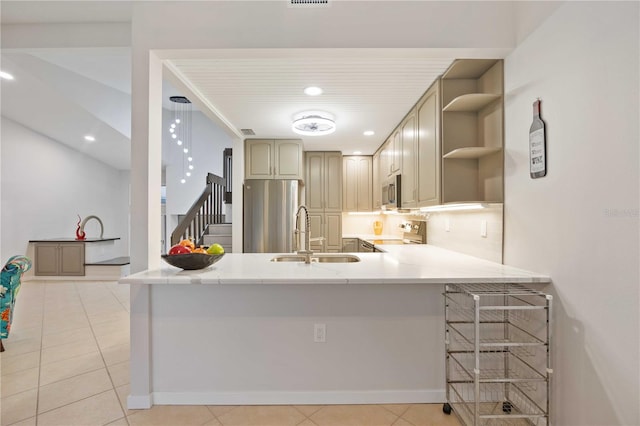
[382,174,401,210]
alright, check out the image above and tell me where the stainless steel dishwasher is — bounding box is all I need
[358,240,375,252]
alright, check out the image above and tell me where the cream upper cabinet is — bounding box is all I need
[245,139,303,180]
[245,140,273,179]
[379,129,401,179]
[372,151,381,210]
[416,80,441,207]
[391,130,401,175]
[305,152,342,252]
[400,111,417,208]
[275,140,304,179]
[305,152,324,210]
[307,151,342,212]
[343,156,372,212]
[324,152,343,212]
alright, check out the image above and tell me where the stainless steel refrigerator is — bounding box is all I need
[243,179,299,253]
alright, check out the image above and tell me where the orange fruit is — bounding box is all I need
[179,239,195,250]
[192,246,207,254]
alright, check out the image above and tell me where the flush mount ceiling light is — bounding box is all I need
[292,111,336,136]
[363,130,375,136]
[304,86,323,96]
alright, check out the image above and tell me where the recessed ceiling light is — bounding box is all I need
[84,135,96,142]
[353,151,362,155]
[0,71,15,80]
[363,130,375,136]
[304,86,323,96]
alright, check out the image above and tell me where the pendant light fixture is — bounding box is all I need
[169,96,193,184]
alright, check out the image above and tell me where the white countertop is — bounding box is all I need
[121,245,550,285]
[342,233,403,241]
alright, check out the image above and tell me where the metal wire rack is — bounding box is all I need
[443,283,552,426]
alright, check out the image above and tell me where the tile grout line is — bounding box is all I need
[106,280,130,313]
[33,281,49,426]
[74,281,130,425]
[295,409,319,426]
[380,404,412,418]
[0,284,46,426]
[205,404,238,425]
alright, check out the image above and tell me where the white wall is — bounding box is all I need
[0,117,130,265]
[504,2,639,425]
[426,206,503,263]
[162,109,232,215]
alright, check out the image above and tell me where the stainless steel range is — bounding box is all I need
[366,220,427,246]
[399,220,427,244]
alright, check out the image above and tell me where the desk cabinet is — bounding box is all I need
[34,242,85,276]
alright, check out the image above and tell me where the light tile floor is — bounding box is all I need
[1,281,461,426]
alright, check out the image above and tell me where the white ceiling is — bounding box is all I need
[168,53,455,154]
[0,1,562,170]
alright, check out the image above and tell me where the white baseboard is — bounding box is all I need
[23,265,129,282]
[127,394,153,409]
[151,389,446,406]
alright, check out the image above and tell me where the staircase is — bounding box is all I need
[202,223,232,253]
[171,173,228,247]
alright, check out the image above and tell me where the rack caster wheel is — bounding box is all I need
[443,403,452,415]
[502,401,512,414]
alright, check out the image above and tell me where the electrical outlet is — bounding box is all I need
[480,220,487,238]
[445,218,450,232]
[314,323,326,343]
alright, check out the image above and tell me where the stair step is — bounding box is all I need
[207,223,232,235]
[203,235,232,246]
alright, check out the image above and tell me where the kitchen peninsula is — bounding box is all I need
[121,245,549,409]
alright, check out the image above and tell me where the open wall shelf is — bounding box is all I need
[443,94,501,112]
[441,59,504,204]
[443,147,502,159]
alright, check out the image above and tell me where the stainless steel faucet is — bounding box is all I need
[295,205,313,264]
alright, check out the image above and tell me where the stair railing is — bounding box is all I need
[171,173,226,247]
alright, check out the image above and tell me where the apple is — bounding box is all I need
[168,244,191,255]
[206,243,225,255]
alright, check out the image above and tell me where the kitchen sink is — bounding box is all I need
[271,254,361,263]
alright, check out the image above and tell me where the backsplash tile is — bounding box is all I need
[426,205,503,263]
[342,205,503,263]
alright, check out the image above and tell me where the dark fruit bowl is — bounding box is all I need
[161,253,224,270]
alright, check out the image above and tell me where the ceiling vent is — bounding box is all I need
[289,0,330,8]
[241,129,256,136]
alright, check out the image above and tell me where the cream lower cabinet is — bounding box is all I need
[305,152,342,253]
[245,139,303,180]
[309,212,342,253]
[34,242,85,276]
